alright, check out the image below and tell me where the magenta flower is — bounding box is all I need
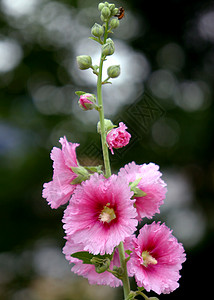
[118,162,167,221]
[128,222,186,294]
[63,239,122,287]
[63,173,138,255]
[42,136,79,209]
[106,122,131,154]
[79,93,96,110]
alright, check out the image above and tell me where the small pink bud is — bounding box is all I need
[106,122,131,154]
[78,93,96,111]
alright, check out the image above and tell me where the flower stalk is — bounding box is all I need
[118,242,131,299]
[96,19,130,299]
[97,21,111,178]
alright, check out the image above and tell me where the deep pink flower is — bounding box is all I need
[118,162,167,221]
[79,93,96,110]
[63,173,138,255]
[106,122,131,154]
[42,136,79,209]
[63,239,122,287]
[127,222,186,294]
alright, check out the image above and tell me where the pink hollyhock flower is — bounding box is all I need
[79,93,96,110]
[63,239,122,287]
[42,136,79,209]
[127,222,186,294]
[118,162,167,221]
[63,173,138,255]
[106,122,131,154]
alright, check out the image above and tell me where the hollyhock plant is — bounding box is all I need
[128,222,186,294]
[106,122,131,154]
[118,162,167,221]
[43,3,186,299]
[42,136,79,209]
[63,173,138,255]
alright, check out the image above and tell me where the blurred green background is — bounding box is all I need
[0,0,214,299]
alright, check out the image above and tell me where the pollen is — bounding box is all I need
[141,251,158,267]
[99,204,116,223]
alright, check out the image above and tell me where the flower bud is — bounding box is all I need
[106,122,131,154]
[76,55,92,70]
[97,119,115,134]
[101,38,115,56]
[91,23,104,37]
[107,65,120,78]
[110,18,120,29]
[70,166,90,184]
[78,93,96,111]
[101,6,111,19]
[112,8,119,16]
[109,4,115,11]
[98,3,105,11]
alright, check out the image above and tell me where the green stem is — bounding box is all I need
[97,20,131,300]
[118,242,131,299]
[97,21,111,178]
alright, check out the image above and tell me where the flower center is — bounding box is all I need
[141,251,157,267]
[99,203,116,224]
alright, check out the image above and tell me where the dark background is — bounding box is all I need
[0,0,214,299]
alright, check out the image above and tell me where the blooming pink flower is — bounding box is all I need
[127,222,186,294]
[106,122,131,154]
[63,173,138,255]
[63,238,122,287]
[42,136,79,209]
[118,162,167,221]
[79,93,96,110]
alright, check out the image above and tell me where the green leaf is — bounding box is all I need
[89,36,103,44]
[71,251,113,265]
[71,251,94,264]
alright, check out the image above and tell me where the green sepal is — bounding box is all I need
[125,250,132,256]
[129,178,142,189]
[84,165,103,174]
[129,178,147,197]
[133,187,147,197]
[125,291,137,300]
[148,297,159,300]
[70,166,90,184]
[71,251,113,265]
[137,286,145,292]
[75,91,86,96]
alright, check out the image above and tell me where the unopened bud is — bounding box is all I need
[101,6,111,19]
[78,93,96,111]
[101,38,115,56]
[91,23,104,37]
[98,3,105,11]
[76,55,92,70]
[110,18,120,29]
[112,8,119,16]
[107,65,120,78]
[97,119,115,134]
[109,4,115,11]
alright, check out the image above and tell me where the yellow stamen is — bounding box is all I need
[141,251,157,267]
[99,204,116,223]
